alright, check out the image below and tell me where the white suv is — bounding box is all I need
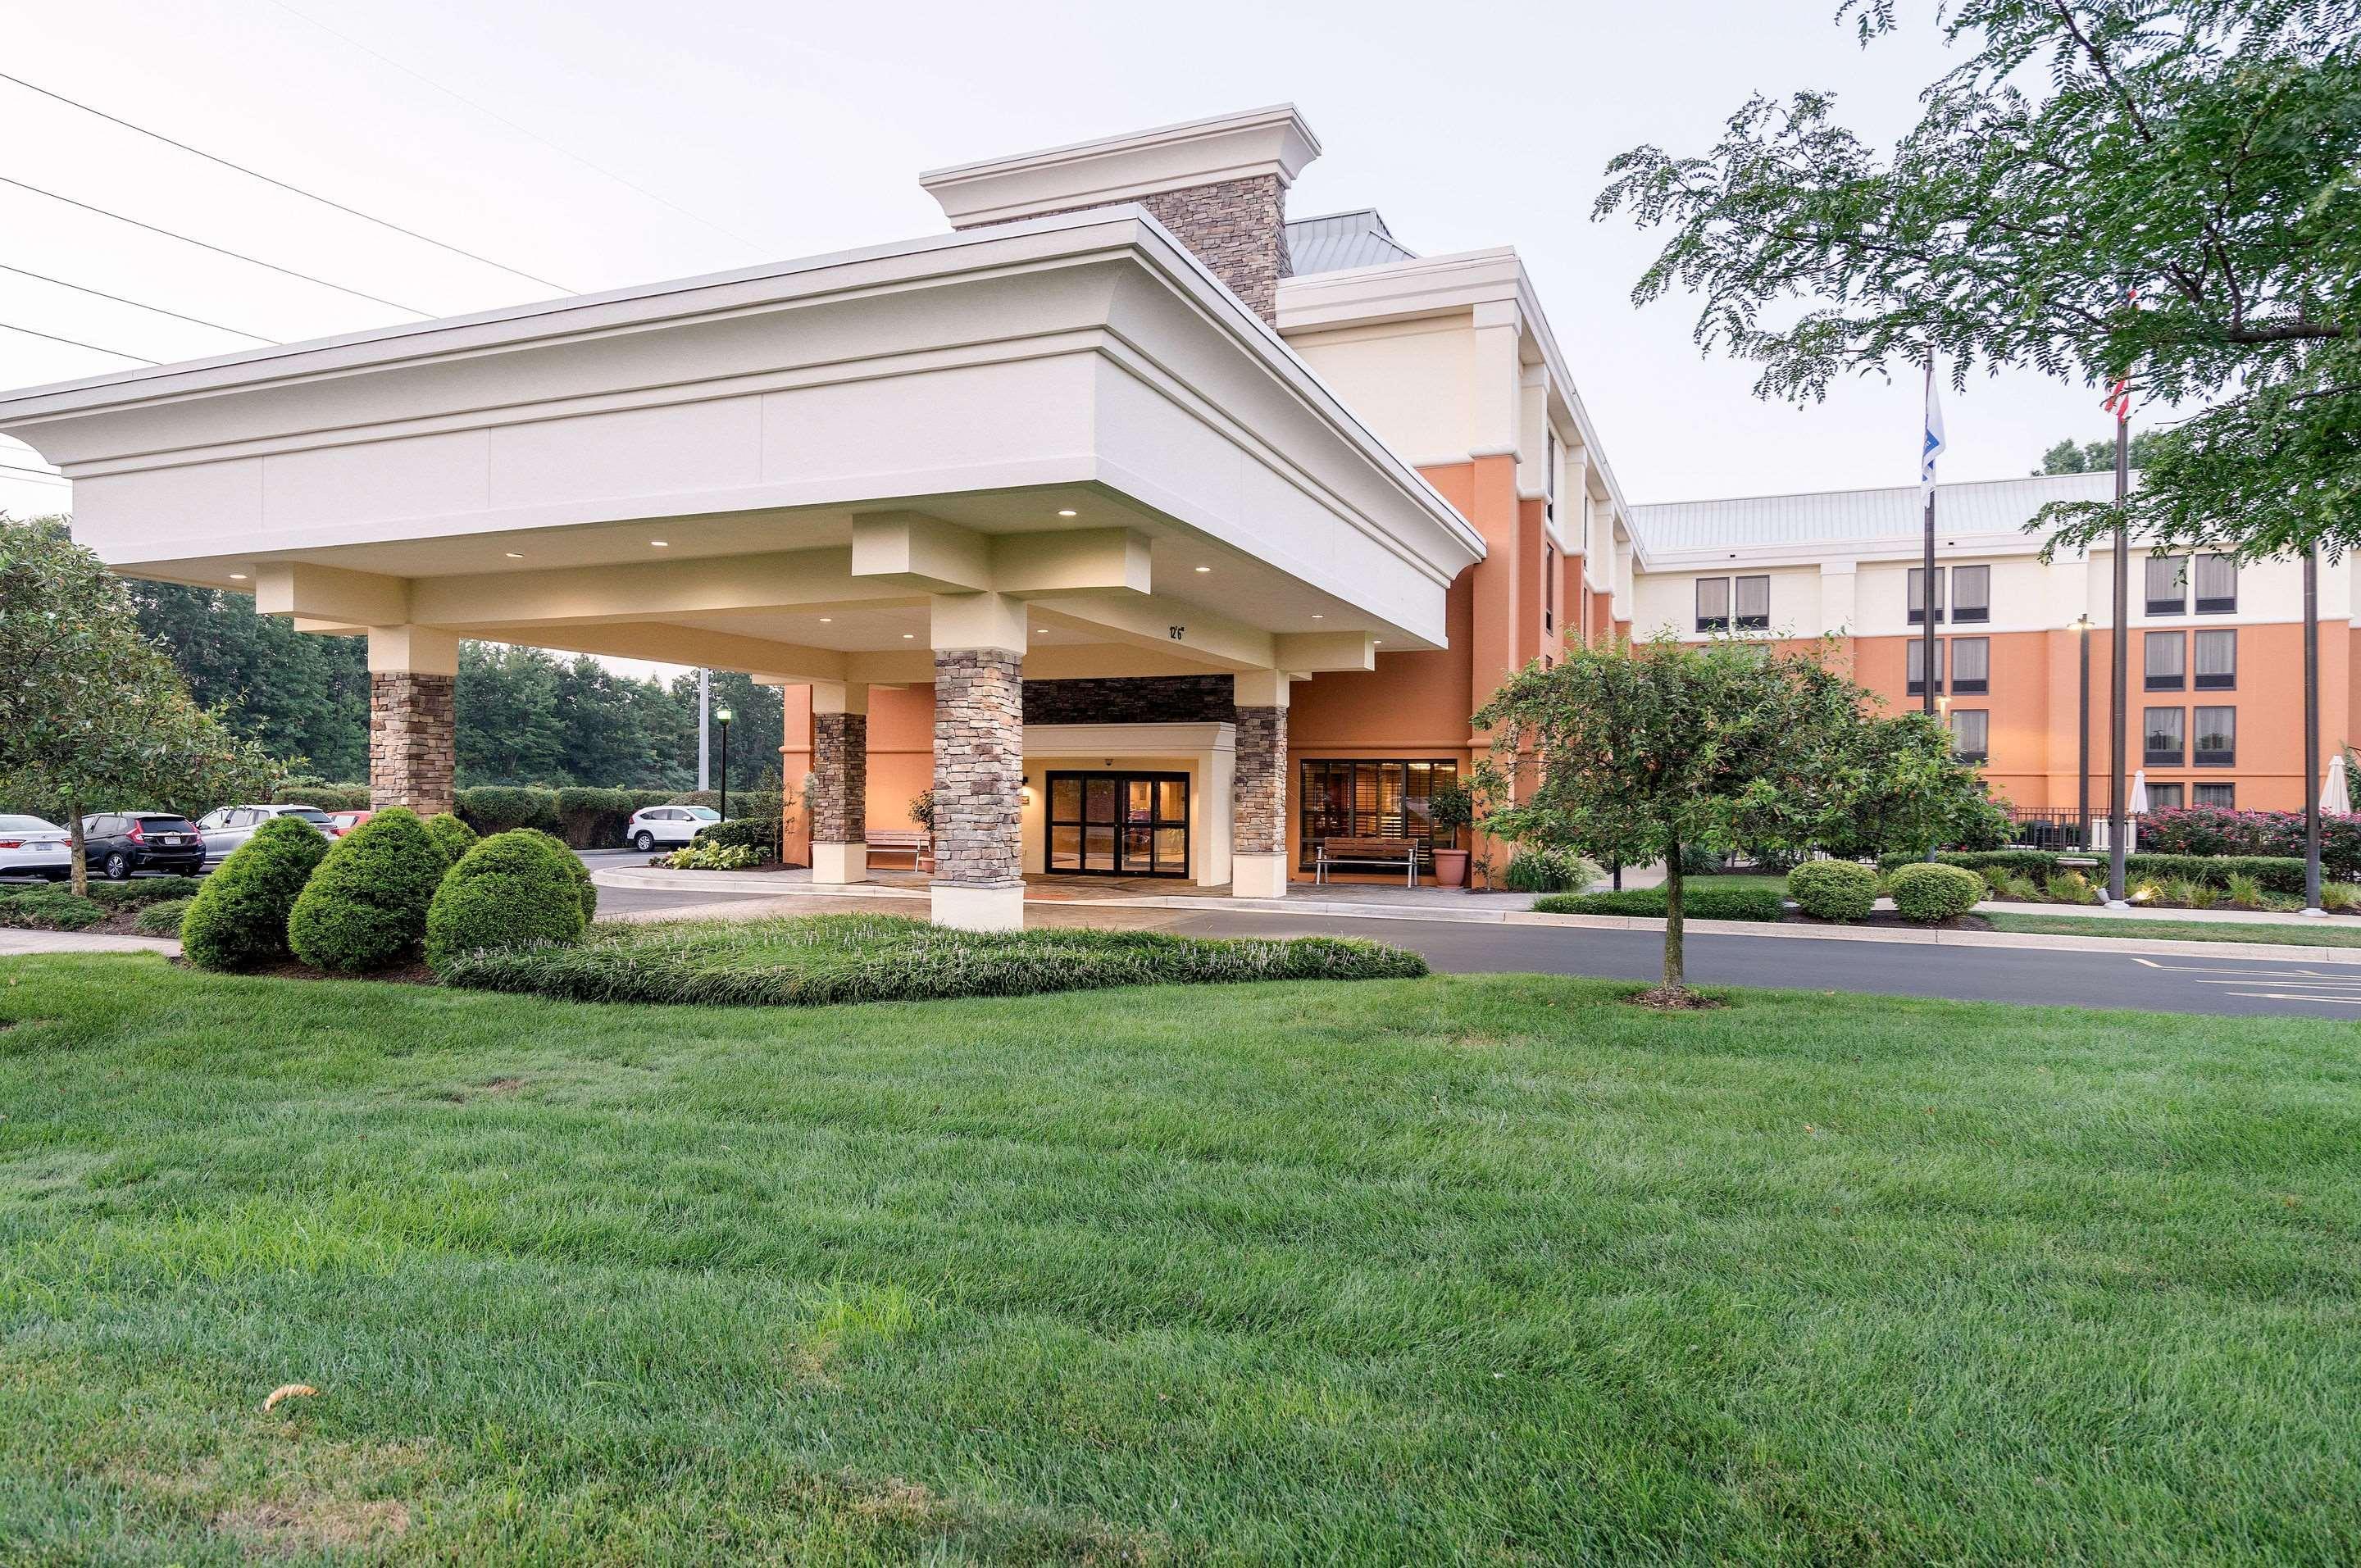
[626,805,720,852]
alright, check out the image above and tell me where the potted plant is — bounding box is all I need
[1428,779,1475,889]
[908,788,937,871]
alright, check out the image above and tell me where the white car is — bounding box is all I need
[626,805,720,852]
[0,814,73,881]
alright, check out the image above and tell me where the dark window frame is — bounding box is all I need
[1948,635,1990,695]
[2194,783,2236,809]
[1906,637,1944,697]
[1695,575,1730,633]
[1948,707,1989,763]
[1044,770,1191,879]
[1296,758,1462,873]
[2144,630,2186,691]
[1908,566,1945,625]
[1734,574,1771,631]
[1950,564,1990,624]
[2145,553,2187,616]
[2194,628,2237,690]
[2143,706,2185,766]
[2195,553,2238,615]
[2193,706,2236,767]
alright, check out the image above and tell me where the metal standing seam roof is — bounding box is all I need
[1628,471,2120,553]
[1284,209,1417,275]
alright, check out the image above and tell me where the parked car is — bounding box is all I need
[79,812,207,879]
[194,803,336,862]
[626,804,721,852]
[326,809,374,838]
[0,814,74,881]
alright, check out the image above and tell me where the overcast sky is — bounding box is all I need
[2,0,2132,670]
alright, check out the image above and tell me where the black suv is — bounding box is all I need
[79,812,207,879]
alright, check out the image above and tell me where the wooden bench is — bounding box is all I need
[1314,836,1420,887]
[865,829,933,870]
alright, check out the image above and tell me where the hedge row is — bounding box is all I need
[267,784,787,848]
[1531,884,1787,921]
[1878,848,2311,896]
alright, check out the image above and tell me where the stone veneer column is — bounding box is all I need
[366,625,459,817]
[930,594,1028,930]
[808,682,869,884]
[1231,670,1290,898]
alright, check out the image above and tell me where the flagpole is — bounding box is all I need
[1922,357,1938,725]
[2107,398,2130,907]
[2304,545,2324,915]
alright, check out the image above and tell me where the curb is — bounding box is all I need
[589,868,2361,966]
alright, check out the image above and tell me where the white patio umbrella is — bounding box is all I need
[2128,768,2149,814]
[2322,752,2351,816]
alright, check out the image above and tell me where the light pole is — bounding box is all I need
[715,705,733,823]
[2107,415,2131,906]
[2304,548,2324,916]
[2073,614,2091,850]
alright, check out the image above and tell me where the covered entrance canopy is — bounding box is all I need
[0,207,1482,927]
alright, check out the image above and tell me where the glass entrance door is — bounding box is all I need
[1046,771,1190,877]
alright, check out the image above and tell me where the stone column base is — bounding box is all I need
[812,842,867,884]
[1231,853,1288,898]
[931,881,1025,932]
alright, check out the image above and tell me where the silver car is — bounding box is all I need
[195,803,335,862]
[626,805,720,852]
[0,814,73,881]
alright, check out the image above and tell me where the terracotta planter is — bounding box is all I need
[1431,848,1471,889]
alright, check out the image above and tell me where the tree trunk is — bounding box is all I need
[1663,837,1686,991]
[66,796,87,898]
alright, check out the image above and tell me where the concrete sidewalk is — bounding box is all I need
[0,929,180,957]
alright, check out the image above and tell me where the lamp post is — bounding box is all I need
[2107,418,2131,906]
[2304,548,2324,916]
[2073,614,2091,850]
[715,705,733,824]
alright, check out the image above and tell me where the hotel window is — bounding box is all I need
[2145,553,2186,615]
[1951,565,1990,623]
[2195,629,2236,689]
[1949,707,1988,762]
[1296,759,1460,871]
[1906,638,1942,696]
[2195,706,2236,766]
[1544,544,1556,634]
[2145,783,2186,811]
[2195,783,2236,808]
[2143,706,2184,766]
[1949,636,1990,694]
[2144,631,2185,690]
[2195,553,2238,613]
[1695,575,1731,632]
[1735,574,1771,630]
[1908,566,1944,625]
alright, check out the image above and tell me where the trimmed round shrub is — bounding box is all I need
[425,830,588,973]
[521,829,598,923]
[179,815,330,970]
[424,812,479,866]
[1789,860,1878,923]
[134,897,193,937]
[286,807,448,973]
[1885,862,1985,924]
[0,886,107,931]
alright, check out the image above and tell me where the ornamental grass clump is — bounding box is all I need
[286,807,448,974]
[0,886,107,931]
[438,913,1426,1007]
[425,830,588,974]
[179,814,328,971]
[2044,870,2102,905]
[133,897,193,937]
[1885,863,1985,924]
[1788,859,1877,922]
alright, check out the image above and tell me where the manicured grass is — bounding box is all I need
[439,912,1426,1006]
[1986,910,2361,948]
[3,958,2360,1560]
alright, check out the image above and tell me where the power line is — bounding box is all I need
[0,68,575,295]
[0,317,157,364]
[264,0,767,253]
[0,262,279,344]
[0,172,430,317]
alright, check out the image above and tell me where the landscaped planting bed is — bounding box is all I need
[439,912,1427,1006]
[2,957,2356,1558]
[1531,883,1787,921]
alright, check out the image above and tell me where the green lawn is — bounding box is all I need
[1985,910,2361,948]
[4,957,2360,1561]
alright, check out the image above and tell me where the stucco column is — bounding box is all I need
[808,682,869,884]
[1231,670,1290,898]
[930,594,1027,930]
[366,625,459,817]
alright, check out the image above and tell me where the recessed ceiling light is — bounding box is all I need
[228,572,247,580]
[504,552,524,559]
[649,539,670,548]
[1194,565,1212,573]
[1057,508,1077,517]
[818,616,833,623]
[902,633,915,639]
[1310,613,1324,619]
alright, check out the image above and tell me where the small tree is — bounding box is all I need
[1472,634,1874,1002]
[1814,710,2009,861]
[0,519,276,893]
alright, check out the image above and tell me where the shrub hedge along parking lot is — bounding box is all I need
[1885,862,1986,923]
[1532,884,1787,921]
[1789,860,1879,922]
[286,807,448,973]
[425,830,588,973]
[0,887,107,931]
[179,815,330,971]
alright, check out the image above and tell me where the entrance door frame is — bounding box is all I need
[1044,769,1191,878]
